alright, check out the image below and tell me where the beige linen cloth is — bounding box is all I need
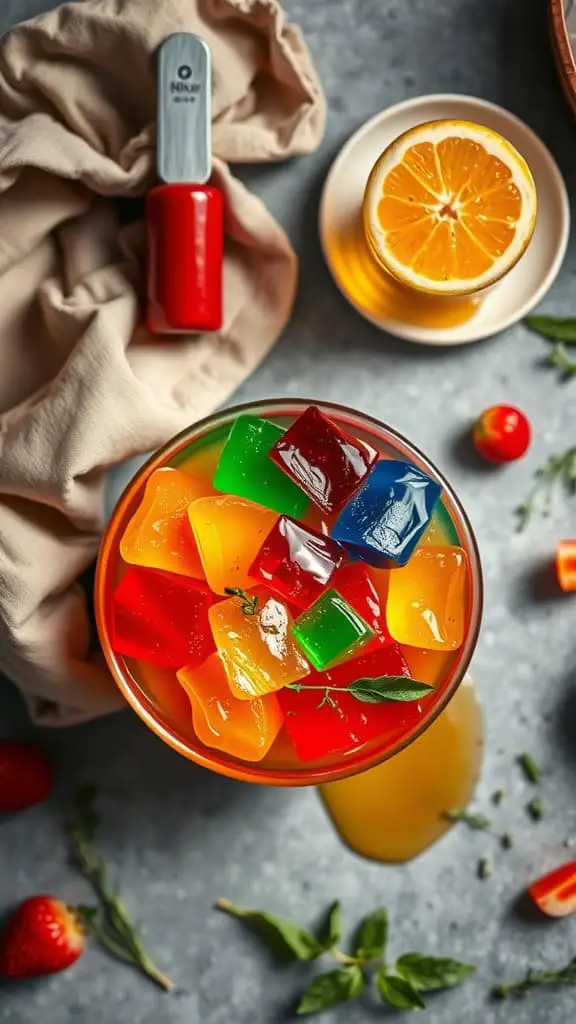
[0,0,325,725]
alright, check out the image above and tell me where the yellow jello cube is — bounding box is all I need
[209,587,310,699]
[188,496,278,596]
[387,546,468,651]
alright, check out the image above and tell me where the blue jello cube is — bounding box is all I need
[331,460,441,567]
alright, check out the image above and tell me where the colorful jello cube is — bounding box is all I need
[213,415,309,517]
[112,566,215,669]
[177,654,283,762]
[270,405,378,514]
[209,587,310,699]
[120,467,208,579]
[249,516,345,609]
[279,644,421,762]
[188,496,278,595]
[292,589,374,671]
[331,459,441,567]
[387,545,468,651]
[330,562,391,641]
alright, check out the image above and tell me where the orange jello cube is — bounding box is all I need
[209,587,310,699]
[177,654,283,762]
[120,467,209,579]
[188,496,278,596]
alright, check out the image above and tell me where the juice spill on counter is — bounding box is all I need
[323,215,479,329]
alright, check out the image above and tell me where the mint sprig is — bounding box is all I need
[516,446,576,530]
[495,958,576,999]
[223,587,259,615]
[67,787,173,990]
[287,676,434,707]
[216,899,475,1014]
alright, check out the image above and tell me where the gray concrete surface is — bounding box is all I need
[1,0,576,1022]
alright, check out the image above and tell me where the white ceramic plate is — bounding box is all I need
[319,94,570,345]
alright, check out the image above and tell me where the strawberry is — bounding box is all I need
[0,896,85,977]
[472,404,531,463]
[0,741,52,813]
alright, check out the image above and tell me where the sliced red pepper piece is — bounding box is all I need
[528,860,576,917]
[556,539,576,592]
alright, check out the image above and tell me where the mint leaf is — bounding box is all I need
[396,953,476,991]
[525,315,576,343]
[216,899,322,960]
[377,970,425,1010]
[349,677,433,704]
[318,900,342,951]
[297,966,364,1014]
[354,907,388,960]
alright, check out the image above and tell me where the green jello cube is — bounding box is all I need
[292,588,374,670]
[213,415,309,517]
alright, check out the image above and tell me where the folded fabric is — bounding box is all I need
[0,0,325,725]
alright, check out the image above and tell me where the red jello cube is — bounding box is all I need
[330,562,391,642]
[278,644,426,762]
[249,516,345,609]
[270,406,378,515]
[112,566,216,669]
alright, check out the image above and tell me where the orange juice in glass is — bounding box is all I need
[331,119,537,330]
[96,400,482,861]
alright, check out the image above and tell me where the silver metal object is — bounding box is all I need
[156,33,211,184]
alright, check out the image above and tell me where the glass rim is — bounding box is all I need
[95,397,483,786]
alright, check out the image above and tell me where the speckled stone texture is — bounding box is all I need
[1,1,576,1022]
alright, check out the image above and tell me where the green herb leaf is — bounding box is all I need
[349,677,434,704]
[443,807,492,831]
[353,907,388,960]
[377,970,426,1010]
[492,790,505,806]
[216,899,322,961]
[287,677,433,704]
[297,966,364,1014]
[501,833,514,850]
[318,900,342,951]
[526,797,544,822]
[396,953,476,992]
[525,315,576,342]
[517,752,542,784]
[547,342,576,380]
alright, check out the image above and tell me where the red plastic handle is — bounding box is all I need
[146,183,223,334]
